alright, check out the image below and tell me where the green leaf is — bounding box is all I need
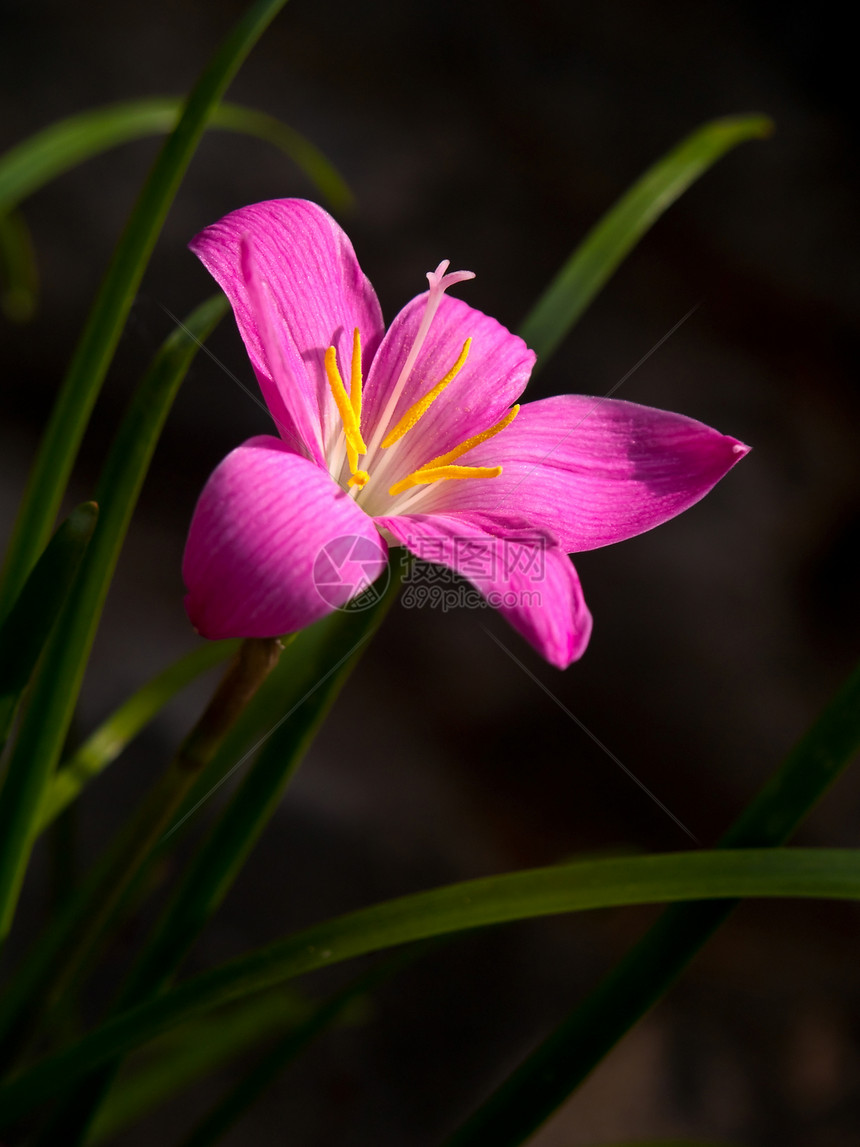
[88,988,311,1144]
[53,576,400,1144]
[444,658,860,1147]
[2,846,860,1123]
[0,502,97,752]
[518,115,773,364]
[208,103,352,212]
[36,639,240,833]
[0,640,278,1083]
[0,0,291,620]
[0,210,38,321]
[0,294,228,943]
[124,577,400,1005]
[177,948,417,1147]
[0,97,351,218]
[0,97,349,324]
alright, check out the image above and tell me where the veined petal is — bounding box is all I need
[378,512,592,668]
[363,293,535,483]
[416,395,750,552]
[190,199,385,454]
[240,236,327,465]
[183,436,388,639]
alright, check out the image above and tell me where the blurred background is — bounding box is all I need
[1,0,859,1143]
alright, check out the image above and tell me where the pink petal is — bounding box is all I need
[362,292,535,478]
[378,511,592,668]
[190,199,385,454]
[418,395,750,551]
[183,436,388,639]
[239,236,326,465]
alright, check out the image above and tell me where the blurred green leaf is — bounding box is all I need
[518,114,772,364]
[88,987,311,1144]
[0,294,228,944]
[0,502,97,753]
[0,210,38,321]
[36,639,240,833]
[177,947,418,1147]
[126,578,400,1004]
[3,846,860,1122]
[445,658,860,1147]
[0,0,291,620]
[0,97,351,218]
[61,574,400,1141]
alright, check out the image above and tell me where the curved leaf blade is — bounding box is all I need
[177,949,418,1147]
[1,847,858,1123]
[444,658,860,1147]
[0,0,291,620]
[0,210,38,321]
[89,987,310,1144]
[518,114,773,363]
[124,577,400,1005]
[0,502,97,752]
[0,98,351,217]
[36,639,239,833]
[0,295,228,942]
[54,580,399,1144]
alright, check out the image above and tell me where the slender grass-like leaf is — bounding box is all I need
[176,995,356,1147]
[124,574,400,1004]
[0,502,97,752]
[46,574,399,1144]
[0,620,330,1064]
[2,847,859,1123]
[36,639,239,833]
[445,659,860,1147]
[88,988,311,1144]
[0,209,38,321]
[0,98,351,218]
[0,295,228,942]
[518,115,772,363]
[178,948,419,1147]
[0,641,278,1083]
[0,0,291,620]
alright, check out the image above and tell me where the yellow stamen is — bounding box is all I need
[387,404,520,498]
[423,404,520,469]
[389,464,503,498]
[348,469,370,489]
[381,338,472,449]
[350,327,362,421]
[325,344,367,464]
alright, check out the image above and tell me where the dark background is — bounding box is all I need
[2,0,860,1143]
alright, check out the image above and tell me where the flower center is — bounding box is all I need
[322,264,519,513]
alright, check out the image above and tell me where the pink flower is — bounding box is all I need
[183,199,748,668]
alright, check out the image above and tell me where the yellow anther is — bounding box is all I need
[389,464,503,498]
[325,344,367,463]
[381,338,472,449]
[348,469,370,489]
[423,404,520,469]
[387,404,519,497]
[350,327,362,421]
